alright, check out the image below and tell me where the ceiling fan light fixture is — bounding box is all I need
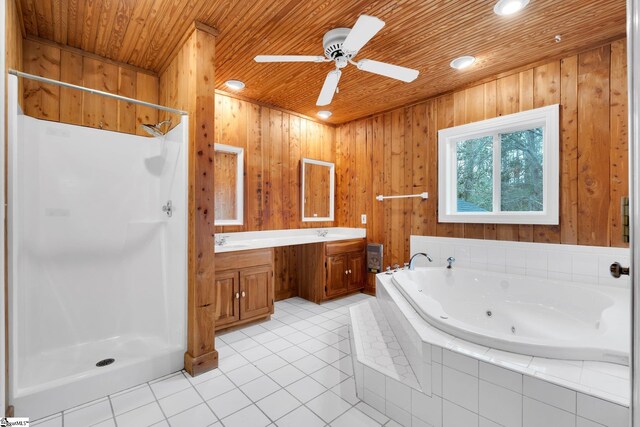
[224,79,245,90]
[494,0,529,16]
[317,111,332,119]
[450,56,476,70]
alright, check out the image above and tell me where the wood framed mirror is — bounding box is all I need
[301,158,334,222]
[214,143,244,226]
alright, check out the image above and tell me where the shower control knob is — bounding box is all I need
[610,262,630,278]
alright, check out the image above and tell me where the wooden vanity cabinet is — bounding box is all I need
[298,239,366,303]
[214,248,274,331]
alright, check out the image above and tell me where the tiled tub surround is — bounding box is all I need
[365,274,630,427]
[409,236,630,289]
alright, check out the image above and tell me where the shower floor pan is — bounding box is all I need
[12,335,184,420]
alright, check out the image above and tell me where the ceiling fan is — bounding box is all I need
[254,14,420,106]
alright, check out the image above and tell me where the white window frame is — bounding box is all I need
[214,143,244,226]
[438,104,559,225]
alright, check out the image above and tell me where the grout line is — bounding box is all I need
[107,395,119,427]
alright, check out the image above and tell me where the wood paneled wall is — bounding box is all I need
[336,39,629,275]
[212,92,335,300]
[20,38,159,136]
[6,0,23,102]
[158,27,218,376]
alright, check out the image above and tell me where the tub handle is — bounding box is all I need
[610,262,630,278]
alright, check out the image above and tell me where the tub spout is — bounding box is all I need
[409,252,433,270]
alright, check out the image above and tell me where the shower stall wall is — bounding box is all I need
[7,75,188,419]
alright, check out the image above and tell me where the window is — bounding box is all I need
[438,104,559,224]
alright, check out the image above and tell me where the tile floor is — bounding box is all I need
[33,293,402,427]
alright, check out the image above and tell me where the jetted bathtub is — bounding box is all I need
[392,267,630,365]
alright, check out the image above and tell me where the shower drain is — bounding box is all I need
[96,358,115,367]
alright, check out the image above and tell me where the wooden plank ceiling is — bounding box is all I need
[17,0,626,124]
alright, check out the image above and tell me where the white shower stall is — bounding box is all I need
[6,74,188,419]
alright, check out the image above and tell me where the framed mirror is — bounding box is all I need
[301,158,334,222]
[214,143,244,225]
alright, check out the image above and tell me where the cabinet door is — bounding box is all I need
[214,271,240,329]
[326,255,349,298]
[239,265,273,320]
[348,251,365,290]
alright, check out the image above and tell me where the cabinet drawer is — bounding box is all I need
[215,248,274,272]
[325,239,365,256]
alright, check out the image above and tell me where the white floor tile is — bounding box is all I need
[194,375,236,400]
[242,345,273,362]
[257,389,300,421]
[292,354,327,375]
[331,407,381,427]
[253,331,281,344]
[207,388,252,419]
[240,375,282,402]
[332,377,359,405]
[254,353,290,373]
[218,353,250,373]
[274,406,325,427]
[158,387,203,417]
[116,402,165,427]
[285,376,327,403]
[110,384,156,415]
[167,403,217,427]
[306,390,352,422]
[355,402,389,425]
[314,346,345,364]
[64,399,113,427]
[150,373,192,399]
[230,337,262,352]
[226,363,265,386]
[284,331,312,345]
[221,404,271,427]
[32,414,63,427]
[332,355,354,375]
[298,339,329,353]
[263,338,295,353]
[277,345,310,363]
[268,364,306,387]
[310,364,349,388]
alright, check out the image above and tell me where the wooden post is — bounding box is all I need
[159,22,219,376]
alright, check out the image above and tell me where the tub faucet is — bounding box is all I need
[409,252,433,270]
[446,257,455,269]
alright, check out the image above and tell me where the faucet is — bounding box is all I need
[446,257,455,269]
[408,252,433,270]
[215,235,227,246]
[316,229,329,237]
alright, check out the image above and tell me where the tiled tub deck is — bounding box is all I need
[347,274,630,427]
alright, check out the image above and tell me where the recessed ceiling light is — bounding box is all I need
[494,0,529,16]
[224,80,245,90]
[317,110,332,119]
[450,56,476,70]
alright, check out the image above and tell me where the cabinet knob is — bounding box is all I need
[345,270,348,275]
[235,292,240,299]
[349,269,352,274]
[241,291,246,298]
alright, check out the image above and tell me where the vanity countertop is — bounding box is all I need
[214,227,366,253]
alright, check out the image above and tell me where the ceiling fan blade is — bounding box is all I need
[254,55,327,63]
[316,70,342,106]
[356,59,419,83]
[342,15,385,55]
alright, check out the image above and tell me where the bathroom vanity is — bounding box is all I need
[297,238,366,303]
[214,248,274,331]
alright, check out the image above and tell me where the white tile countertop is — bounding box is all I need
[214,227,366,253]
